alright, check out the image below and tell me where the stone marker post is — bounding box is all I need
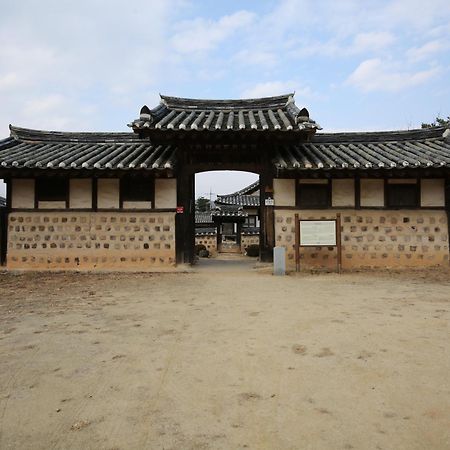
[273,246,286,276]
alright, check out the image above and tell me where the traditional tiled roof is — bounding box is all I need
[195,227,216,236]
[2,124,449,174]
[212,205,248,218]
[0,196,6,207]
[130,94,320,132]
[230,180,259,195]
[216,194,260,207]
[195,226,259,236]
[0,126,176,171]
[195,212,213,224]
[242,227,260,235]
[274,127,450,170]
[216,180,260,207]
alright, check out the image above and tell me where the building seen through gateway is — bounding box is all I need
[0,93,449,270]
[195,179,260,256]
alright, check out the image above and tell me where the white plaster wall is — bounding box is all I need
[38,201,66,209]
[421,179,445,207]
[70,179,92,208]
[298,179,328,184]
[361,179,384,207]
[98,179,119,209]
[274,179,295,206]
[123,201,152,209]
[155,178,176,208]
[332,179,355,207]
[12,179,34,208]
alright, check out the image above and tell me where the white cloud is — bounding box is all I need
[233,49,277,67]
[262,0,450,60]
[351,32,395,53]
[23,94,66,116]
[289,31,394,59]
[382,0,450,30]
[240,81,312,100]
[0,73,23,91]
[171,10,255,54]
[347,58,440,92]
[0,1,180,136]
[407,39,449,62]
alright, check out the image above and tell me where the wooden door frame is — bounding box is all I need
[175,162,274,265]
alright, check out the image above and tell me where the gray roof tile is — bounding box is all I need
[215,194,260,207]
[0,126,176,171]
[195,212,213,224]
[130,94,320,132]
[1,124,449,175]
[273,127,450,170]
[215,180,260,207]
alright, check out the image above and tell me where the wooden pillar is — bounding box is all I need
[445,177,450,265]
[259,169,275,262]
[0,178,11,266]
[175,166,195,265]
[236,221,242,246]
[216,222,221,251]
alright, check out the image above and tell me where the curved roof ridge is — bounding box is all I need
[229,179,260,196]
[9,125,141,143]
[216,180,260,198]
[159,93,294,110]
[313,126,447,143]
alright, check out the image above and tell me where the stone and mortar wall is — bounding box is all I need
[241,234,259,252]
[7,211,175,270]
[275,209,449,270]
[195,235,217,255]
[194,233,260,255]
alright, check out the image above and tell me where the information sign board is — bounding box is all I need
[299,220,336,246]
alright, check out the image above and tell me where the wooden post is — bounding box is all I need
[295,213,300,272]
[0,207,6,266]
[216,222,221,252]
[0,178,11,266]
[175,166,195,265]
[186,172,195,264]
[445,177,450,266]
[336,213,342,274]
[259,165,275,262]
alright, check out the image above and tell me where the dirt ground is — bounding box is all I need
[0,260,449,450]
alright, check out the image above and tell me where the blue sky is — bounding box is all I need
[1,0,450,197]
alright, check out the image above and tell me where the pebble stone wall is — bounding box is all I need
[275,209,449,270]
[7,212,176,270]
[241,234,260,253]
[195,233,260,255]
[195,234,217,255]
